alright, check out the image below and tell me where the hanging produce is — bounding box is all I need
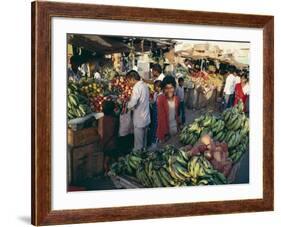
[190,71,225,92]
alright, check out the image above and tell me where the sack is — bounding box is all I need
[119,111,134,136]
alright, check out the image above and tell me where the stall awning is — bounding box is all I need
[68,34,130,54]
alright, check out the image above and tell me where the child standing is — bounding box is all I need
[98,100,119,173]
[150,80,162,147]
[157,76,180,142]
[176,77,186,125]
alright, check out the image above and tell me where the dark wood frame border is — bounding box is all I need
[31,1,274,226]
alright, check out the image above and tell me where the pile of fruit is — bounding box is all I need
[73,79,110,113]
[110,76,133,103]
[89,95,107,113]
[109,142,227,188]
[179,101,249,163]
[191,71,224,91]
[67,82,92,120]
[80,80,109,98]
[207,73,224,88]
[192,71,209,80]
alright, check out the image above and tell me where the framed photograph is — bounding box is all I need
[32,1,274,226]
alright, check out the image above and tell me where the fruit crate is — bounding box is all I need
[68,143,104,185]
[68,126,99,147]
[68,112,103,131]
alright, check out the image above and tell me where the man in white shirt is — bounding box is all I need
[80,62,91,77]
[94,71,101,80]
[126,70,151,150]
[223,67,238,108]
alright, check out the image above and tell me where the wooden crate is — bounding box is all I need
[68,127,99,146]
[68,143,104,185]
[91,151,104,176]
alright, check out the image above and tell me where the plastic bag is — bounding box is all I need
[119,111,133,137]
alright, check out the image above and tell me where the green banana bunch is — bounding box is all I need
[188,122,202,133]
[67,82,91,120]
[179,131,199,145]
[212,119,225,134]
[229,137,248,163]
[109,145,228,188]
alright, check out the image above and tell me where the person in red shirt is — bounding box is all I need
[156,76,180,142]
[233,74,249,111]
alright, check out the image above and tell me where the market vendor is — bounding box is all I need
[142,63,165,84]
[67,55,83,82]
[81,58,102,80]
[184,59,195,75]
[126,70,151,150]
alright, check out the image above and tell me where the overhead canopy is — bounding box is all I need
[68,34,130,55]
[175,43,223,59]
[68,34,176,55]
[175,43,248,68]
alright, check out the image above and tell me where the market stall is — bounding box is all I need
[67,35,250,190]
[174,42,249,111]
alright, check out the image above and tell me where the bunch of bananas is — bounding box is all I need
[228,136,249,163]
[179,101,249,163]
[221,102,249,162]
[109,145,227,188]
[179,114,219,145]
[186,156,227,185]
[67,82,92,120]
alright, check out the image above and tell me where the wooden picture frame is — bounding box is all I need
[32,1,274,226]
